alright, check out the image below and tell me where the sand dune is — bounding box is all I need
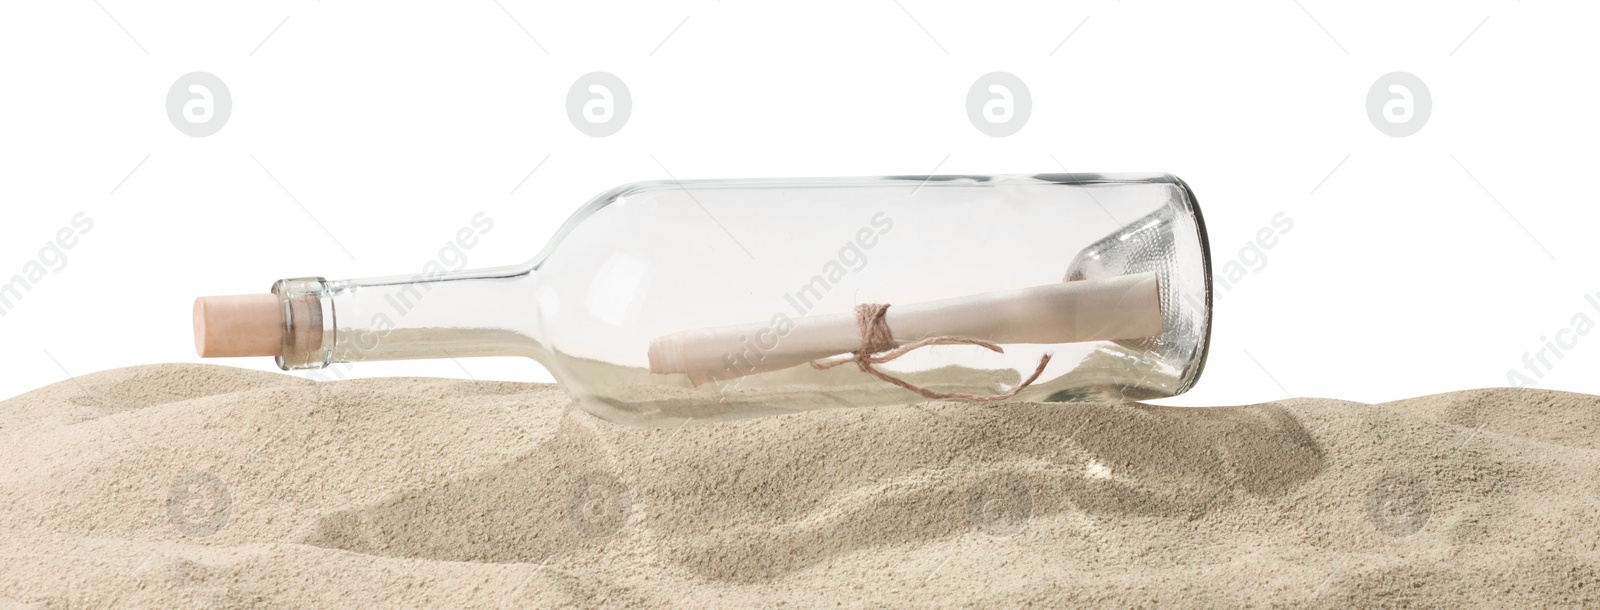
[3,364,1600,608]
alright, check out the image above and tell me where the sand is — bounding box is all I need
[4,364,1600,608]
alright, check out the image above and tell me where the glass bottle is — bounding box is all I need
[194,173,1213,426]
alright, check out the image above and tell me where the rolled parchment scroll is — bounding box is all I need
[648,271,1163,386]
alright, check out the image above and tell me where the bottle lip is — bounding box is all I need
[271,277,334,371]
[1165,173,1214,396]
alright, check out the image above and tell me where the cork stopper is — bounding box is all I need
[193,294,284,358]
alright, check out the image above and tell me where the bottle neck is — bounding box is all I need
[273,264,544,371]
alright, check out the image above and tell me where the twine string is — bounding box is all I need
[808,303,1051,402]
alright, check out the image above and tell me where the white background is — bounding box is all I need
[1,1,1595,407]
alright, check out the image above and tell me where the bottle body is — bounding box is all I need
[274,173,1212,426]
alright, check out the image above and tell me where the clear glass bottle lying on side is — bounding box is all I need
[192,173,1213,426]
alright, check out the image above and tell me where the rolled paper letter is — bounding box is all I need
[648,272,1163,386]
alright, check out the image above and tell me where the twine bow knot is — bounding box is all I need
[808,303,1051,402]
